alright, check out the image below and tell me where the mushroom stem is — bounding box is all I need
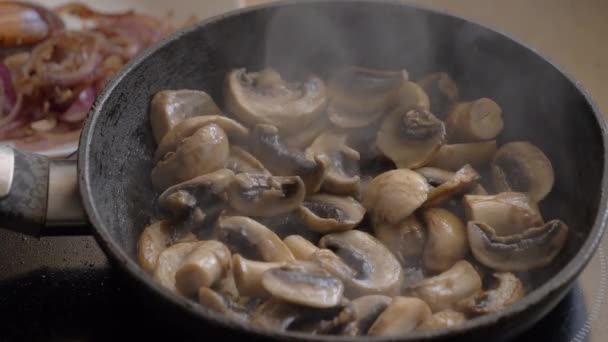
[175,241,232,297]
[232,254,285,297]
[427,140,497,171]
[284,235,320,261]
[367,297,432,336]
[446,98,503,142]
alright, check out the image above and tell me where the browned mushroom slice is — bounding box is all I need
[427,140,497,171]
[424,164,480,208]
[227,173,306,217]
[224,146,270,175]
[175,240,232,297]
[215,216,295,262]
[153,241,202,292]
[298,194,365,233]
[376,106,446,169]
[250,298,343,332]
[416,72,460,119]
[367,297,432,336]
[284,116,330,149]
[198,287,254,322]
[150,90,222,143]
[329,295,392,336]
[262,262,344,308]
[491,141,555,202]
[328,66,406,115]
[151,123,230,191]
[283,235,320,261]
[399,81,431,111]
[467,220,568,272]
[407,260,482,312]
[154,115,249,163]
[313,230,404,297]
[422,208,469,273]
[416,310,467,332]
[460,272,524,315]
[232,254,285,297]
[415,167,455,186]
[362,169,430,225]
[224,68,327,134]
[327,104,387,129]
[250,124,327,193]
[463,192,544,236]
[305,130,361,196]
[445,98,504,142]
[373,215,426,267]
[137,220,197,273]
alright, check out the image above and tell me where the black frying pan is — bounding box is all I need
[1,1,607,341]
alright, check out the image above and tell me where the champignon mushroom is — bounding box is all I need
[416,310,467,332]
[250,124,327,193]
[327,104,387,129]
[313,230,404,297]
[325,295,392,336]
[225,68,327,134]
[445,98,504,142]
[137,220,197,273]
[198,287,254,322]
[227,173,306,217]
[298,194,365,233]
[153,241,202,292]
[362,169,430,225]
[422,208,469,273]
[250,298,343,332]
[367,297,432,336]
[175,240,232,297]
[427,140,497,171]
[407,260,482,312]
[262,262,344,308]
[215,216,295,262]
[491,141,555,202]
[373,215,426,267]
[376,106,446,169]
[460,272,524,315]
[415,167,456,186]
[154,115,249,163]
[467,220,568,272]
[283,235,320,261]
[463,192,544,236]
[224,146,270,175]
[399,81,431,111]
[151,123,230,190]
[305,130,361,196]
[232,254,285,297]
[424,164,480,208]
[150,90,222,143]
[284,116,330,149]
[416,72,459,119]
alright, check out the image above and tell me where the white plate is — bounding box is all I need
[11,0,242,158]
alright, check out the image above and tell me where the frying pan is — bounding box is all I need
[0,1,606,341]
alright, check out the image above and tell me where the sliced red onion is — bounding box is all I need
[0,93,23,128]
[59,87,95,123]
[0,61,17,113]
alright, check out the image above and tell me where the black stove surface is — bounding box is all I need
[1,227,606,342]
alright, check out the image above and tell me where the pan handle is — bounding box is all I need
[0,145,88,236]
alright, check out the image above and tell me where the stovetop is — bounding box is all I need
[1,226,607,341]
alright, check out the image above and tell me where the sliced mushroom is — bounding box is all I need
[198,287,254,322]
[373,215,426,267]
[422,208,469,273]
[175,240,232,297]
[137,220,197,273]
[424,164,480,208]
[284,116,330,149]
[328,295,392,336]
[151,123,230,190]
[283,235,320,261]
[445,98,504,142]
[154,115,249,163]
[298,194,365,233]
[327,66,406,116]
[225,68,327,134]
[227,173,306,217]
[376,106,446,168]
[416,72,459,119]
[427,140,497,171]
[250,124,327,193]
[153,241,202,292]
[225,146,270,175]
[408,260,482,312]
[157,169,235,231]
[467,220,568,272]
[150,90,222,143]
[367,297,432,336]
[305,131,361,196]
[416,310,467,332]
[215,216,295,262]
[262,262,344,308]
[415,167,456,186]
[232,254,285,297]
[250,298,343,332]
[491,141,555,202]
[313,230,404,297]
[460,272,524,315]
[327,104,387,129]
[399,81,431,111]
[255,211,321,242]
[463,192,544,236]
[362,169,430,225]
